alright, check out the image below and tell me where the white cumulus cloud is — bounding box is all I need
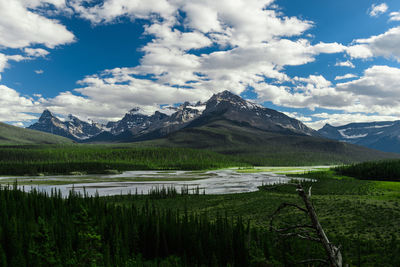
[3,0,400,128]
[0,0,75,49]
[0,85,43,122]
[335,60,355,68]
[334,74,357,80]
[350,27,400,62]
[389,11,400,21]
[24,48,50,58]
[369,3,388,17]
[0,53,29,74]
[307,113,399,130]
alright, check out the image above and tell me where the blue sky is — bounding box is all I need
[1,0,400,129]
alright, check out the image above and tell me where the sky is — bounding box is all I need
[1,0,400,129]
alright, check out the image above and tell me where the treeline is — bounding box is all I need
[2,185,400,266]
[335,159,400,181]
[0,185,251,266]
[0,146,245,175]
[0,185,324,267]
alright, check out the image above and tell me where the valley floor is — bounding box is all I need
[108,170,400,266]
[1,160,400,266]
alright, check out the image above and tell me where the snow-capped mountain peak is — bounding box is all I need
[28,91,318,142]
[128,107,142,115]
[29,110,105,141]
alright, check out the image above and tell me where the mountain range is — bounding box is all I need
[318,121,400,153]
[28,90,317,142]
[26,90,400,161]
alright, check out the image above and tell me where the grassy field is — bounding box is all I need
[235,166,330,173]
[107,170,400,266]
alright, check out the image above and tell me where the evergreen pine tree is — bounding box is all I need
[74,206,103,267]
[29,217,60,267]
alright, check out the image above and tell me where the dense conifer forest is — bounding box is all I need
[0,146,245,175]
[0,184,332,266]
[335,159,400,181]
[0,185,254,266]
[1,170,400,266]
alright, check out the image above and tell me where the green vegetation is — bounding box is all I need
[150,119,400,165]
[0,176,206,186]
[0,185,274,266]
[236,166,329,173]
[335,159,400,181]
[0,122,73,145]
[0,145,245,175]
[1,118,399,177]
[1,169,400,266]
[3,133,395,176]
[109,170,400,266]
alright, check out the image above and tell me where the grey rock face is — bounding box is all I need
[28,91,318,142]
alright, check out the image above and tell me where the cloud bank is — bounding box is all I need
[1,0,400,130]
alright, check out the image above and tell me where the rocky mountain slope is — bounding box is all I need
[28,110,104,141]
[28,91,317,143]
[318,121,400,153]
[21,91,400,163]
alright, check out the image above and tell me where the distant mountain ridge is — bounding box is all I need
[28,91,318,143]
[28,110,104,141]
[318,121,400,153]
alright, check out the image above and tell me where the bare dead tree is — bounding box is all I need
[270,183,342,267]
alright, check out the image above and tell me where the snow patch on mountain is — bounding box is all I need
[28,90,318,142]
[318,120,400,153]
[338,129,368,139]
[364,124,393,129]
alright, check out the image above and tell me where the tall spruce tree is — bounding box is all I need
[29,217,60,267]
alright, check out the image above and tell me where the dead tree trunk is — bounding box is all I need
[270,184,342,267]
[296,184,342,267]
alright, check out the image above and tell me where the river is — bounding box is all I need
[0,167,325,197]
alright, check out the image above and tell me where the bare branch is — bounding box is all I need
[296,234,322,243]
[277,232,321,243]
[274,224,315,232]
[270,202,308,231]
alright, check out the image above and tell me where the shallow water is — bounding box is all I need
[1,167,323,197]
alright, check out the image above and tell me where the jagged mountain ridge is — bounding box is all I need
[203,91,315,136]
[318,121,400,153]
[28,91,318,142]
[28,110,104,141]
[106,108,169,135]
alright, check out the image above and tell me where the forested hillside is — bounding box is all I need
[0,122,73,145]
